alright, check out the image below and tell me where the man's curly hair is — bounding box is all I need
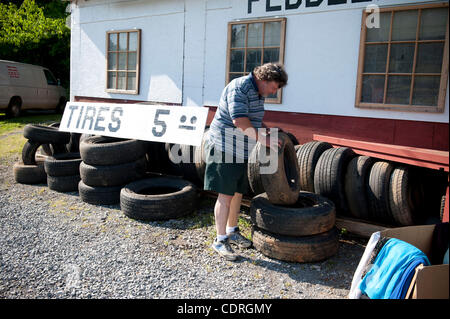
[253,63,288,88]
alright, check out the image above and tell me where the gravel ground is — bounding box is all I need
[0,151,367,300]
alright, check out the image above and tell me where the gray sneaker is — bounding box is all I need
[227,228,252,249]
[212,238,237,261]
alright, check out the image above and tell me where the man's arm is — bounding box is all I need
[233,117,280,149]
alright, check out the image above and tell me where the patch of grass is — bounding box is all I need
[0,113,62,135]
[0,134,27,163]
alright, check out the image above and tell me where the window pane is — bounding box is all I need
[127,72,136,90]
[264,21,281,46]
[108,33,117,51]
[129,32,138,51]
[117,72,126,90]
[108,53,117,70]
[263,48,279,64]
[246,49,261,73]
[107,72,116,89]
[229,73,244,83]
[231,24,246,48]
[364,44,388,73]
[415,43,444,74]
[248,23,263,47]
[386,75,411,104]
[128,52,137,71]
[230,50,244,72]
[392,10,418,41]
[366,12,391,42]
[412,76,440,106]
[119,33,127,51]
[419,8,448,40]
[361,75,385,103]
[389,44,415,73]
[267,91,278,100]
[118,52,127,70]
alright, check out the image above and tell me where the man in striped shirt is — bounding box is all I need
[205,63,288,261]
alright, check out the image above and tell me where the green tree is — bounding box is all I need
[0,0,70,88]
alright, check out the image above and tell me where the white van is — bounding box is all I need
[0,60,67,117]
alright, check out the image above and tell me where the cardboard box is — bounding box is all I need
[380,225,449,299]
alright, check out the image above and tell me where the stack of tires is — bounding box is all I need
[78,136,147,205]
[44,152,82,192]
[296,140,446,226]
[13,124,72,185]
[251,192,339,263]
[248,132,340,263]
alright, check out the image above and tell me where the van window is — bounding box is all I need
[44,69,57,85]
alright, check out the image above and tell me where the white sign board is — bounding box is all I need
[59,102,209,146]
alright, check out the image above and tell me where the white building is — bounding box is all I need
[69,0,449,150]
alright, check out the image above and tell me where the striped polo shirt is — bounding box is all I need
[208,72,265,160]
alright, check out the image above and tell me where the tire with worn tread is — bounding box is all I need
[120,177,198,221]
[252,227,339,263]
[23,124,71,145]
[314,147,356,214]
[13,162,46,184]
[388,165,426,226]
[44,152,82,177]
[296,141,333,193]
[80,136,146,166]
[248,132,301,205]
[250,192,335,236]
[47,174,80,192]
[79,157,147,187]
[344,156,375,220]
[22,140,41,165]
[367,161,395,224]
[78,180,122,205]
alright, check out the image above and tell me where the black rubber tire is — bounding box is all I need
[440,195,446,221]
[367,161,396,224]
[44,152,82,177]
[388,165,426,226]
[23,124,71,145]
[248,132,301,205]
[13,162,46,185]
[6,98,21,118]
[296,141,333,193]
[344,156,375,220]
[252,227,339,263]
[314,147,356,214]
[47,174,80,192]
[67,133,82,153]
[286,132,299,145]
[80,136,146,166]
[250,191,336,236]
[79,157,147,187]
[22,140,41,165]
[120,177,198,221]
[78,180,122,205]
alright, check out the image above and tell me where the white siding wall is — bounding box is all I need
[71,0,449,123]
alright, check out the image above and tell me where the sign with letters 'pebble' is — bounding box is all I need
[59,102,209,146]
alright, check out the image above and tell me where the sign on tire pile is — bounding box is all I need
[248,132,339,263]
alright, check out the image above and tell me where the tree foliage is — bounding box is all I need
[0,0,70,88]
